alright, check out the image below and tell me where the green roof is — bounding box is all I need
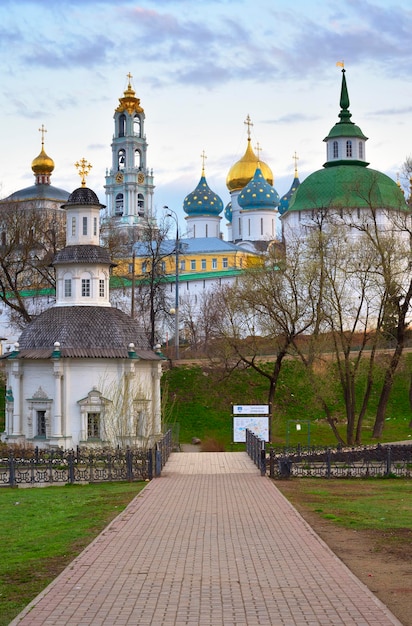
[286,165,409,213]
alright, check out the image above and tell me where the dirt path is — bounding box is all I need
[276,480,412,626]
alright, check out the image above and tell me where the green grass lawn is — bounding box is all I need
[276,478,412,530]
[0,482,145,626]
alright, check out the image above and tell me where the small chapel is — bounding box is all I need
[1,164,162,450]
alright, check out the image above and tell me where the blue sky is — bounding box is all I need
[1,0,411,234]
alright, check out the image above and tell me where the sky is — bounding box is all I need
[0,0,411,236]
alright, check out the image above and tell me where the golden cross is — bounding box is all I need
[255,142,262,160]
[38,124,47,147]
[244,114,253,139]
[292,151,299,176]
[74,158,93,187]
[200,150,207,174]
[127,72,133,86]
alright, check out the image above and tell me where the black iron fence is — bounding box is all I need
[0,429,173,487]
[245,430,412,478]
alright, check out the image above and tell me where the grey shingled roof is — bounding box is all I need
[53,245,114,266]
[18,306,153,354]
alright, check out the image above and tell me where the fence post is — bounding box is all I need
[386,446,392,477]
[326,448,331,479]
[148,448,153,480]
[126,447,133,481]
[260,444,266,476]
[68,450,75,484]
[9,450,15,487]
[269,447,275,479]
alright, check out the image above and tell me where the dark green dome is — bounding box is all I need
[287,165,408,213]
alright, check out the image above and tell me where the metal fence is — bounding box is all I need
[245,430,412,478]
[0,429,173,487]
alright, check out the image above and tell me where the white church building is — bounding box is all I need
[1,171,163,450]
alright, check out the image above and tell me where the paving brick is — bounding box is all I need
[9,453,403,625]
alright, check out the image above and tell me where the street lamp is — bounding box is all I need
[163,206,179,360]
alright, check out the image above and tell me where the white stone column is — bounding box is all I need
[11,361,22,436]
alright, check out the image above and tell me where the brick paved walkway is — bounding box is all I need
[10,452,403,625]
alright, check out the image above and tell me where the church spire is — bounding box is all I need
[338,68,352,125]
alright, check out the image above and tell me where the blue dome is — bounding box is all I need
[238,167,279,211]
[224,201,232,223]
[183,174,223,217]
[279,175,300,215]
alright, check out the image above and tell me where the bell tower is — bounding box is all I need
[104,73,155,231]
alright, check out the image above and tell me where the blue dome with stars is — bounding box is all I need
[238,167,279,211]
[183,173,223,217]
[279,173,300,215]
[224,201,232,223]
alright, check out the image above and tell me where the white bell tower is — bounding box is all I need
[104,73,155,231]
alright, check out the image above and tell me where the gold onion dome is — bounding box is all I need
[31,147,55,175]
[226,138,273,192]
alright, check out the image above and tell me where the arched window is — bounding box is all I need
[359,142,363,160]
[346,140,352,157]
[133,115,141,137]
[137,194,144,216]
[118,149,126,170]
[333,141,339,158]
[119,114,126,137]
[115,193,124,215]
[134,149,142,168]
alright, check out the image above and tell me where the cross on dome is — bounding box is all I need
[244,114,253,140]
[200,150,207,175]
[74,158,93,187]
[38,124,47,147]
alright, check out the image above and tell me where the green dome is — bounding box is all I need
[287,165,408,213]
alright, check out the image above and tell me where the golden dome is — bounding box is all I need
[226,138,273,191]
[31,147,55,175]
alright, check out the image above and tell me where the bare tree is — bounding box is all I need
[0,203,65,326]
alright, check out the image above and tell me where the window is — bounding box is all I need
[71,217,76,236]
[135,149,142,168]
[238,218,241,235]
[191,260,196,270]
[128,263,133,274]
[82,278,90,297]
[82,217,87,236]
[137,194,144,216]
[118,149,126,169]
[346,140,352,157]
[133,115,141,137]
[222,257,228,268]
[142,261,147,273]
[64,279,72,297]
[180,260,186,271]
[333,141,339,158]
[93,217,97,237]
[119,114,126,137]
[201,259,206,270]
[212,258,217,269]
[359,142,363,160]
[37,410,46,437]
[193,224,196,238]
[115,194,124,215]
[160,261,166,273]
[87,413,100,438]
[99,279,105,297]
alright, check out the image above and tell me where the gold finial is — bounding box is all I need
[292,151,299,176]
[38,124,47,148]
[255,142,262,160]
[244,114,253,140]
[74,158,92,187]
[200,150,207,175]
[336,60,345,68]
[126,71,133,87]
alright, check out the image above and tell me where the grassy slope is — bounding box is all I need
[162,353,412,447]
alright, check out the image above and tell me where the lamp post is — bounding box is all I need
[163,206,179,360]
